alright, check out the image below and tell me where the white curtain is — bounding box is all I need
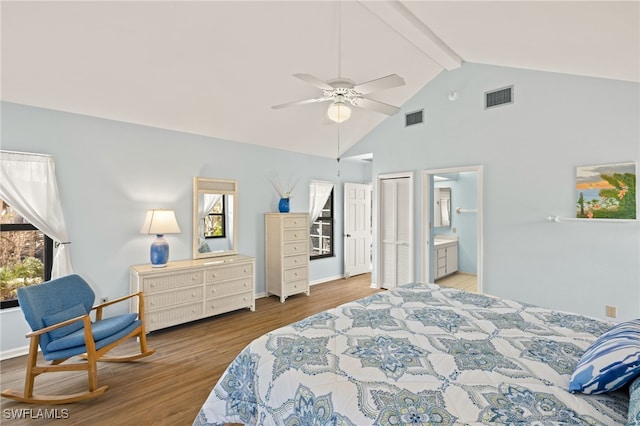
[0,151,74,278]
[309,180,334,226]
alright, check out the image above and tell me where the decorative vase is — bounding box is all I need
[278,197,290,213]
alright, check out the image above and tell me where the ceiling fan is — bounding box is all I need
[272,73,405,123]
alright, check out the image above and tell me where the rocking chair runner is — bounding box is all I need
[1,274,155,404]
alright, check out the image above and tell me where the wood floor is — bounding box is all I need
[0,274,381,426]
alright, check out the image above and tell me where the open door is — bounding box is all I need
[344,182,372,278]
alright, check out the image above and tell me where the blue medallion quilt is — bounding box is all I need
[194,283,629,425]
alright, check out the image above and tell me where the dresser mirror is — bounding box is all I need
[193,177,238,259]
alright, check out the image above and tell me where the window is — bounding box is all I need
[0,199,53,309]
[203,196,226,238]
[310,189,334,259]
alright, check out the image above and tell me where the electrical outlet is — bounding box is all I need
[100,297,108,304]
[605,305,617,318]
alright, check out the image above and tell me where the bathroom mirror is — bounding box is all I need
[193,177,238,259]
[434,187,451,227]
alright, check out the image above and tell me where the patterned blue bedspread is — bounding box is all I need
[194,283,629,425]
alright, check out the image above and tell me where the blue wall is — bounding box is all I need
[0,102,369,356]
[345,62,640,321]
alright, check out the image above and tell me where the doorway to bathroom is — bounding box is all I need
[422,166,483,293]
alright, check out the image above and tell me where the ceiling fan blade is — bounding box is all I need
[353,74,405,95]
[293,73,334,91]
[354,97,401,116]
[272,97,331,109]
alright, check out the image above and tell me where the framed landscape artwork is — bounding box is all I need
[576,162,636,220]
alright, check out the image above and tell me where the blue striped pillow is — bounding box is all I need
[569,319,640,394]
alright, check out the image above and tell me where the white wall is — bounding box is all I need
[0,102,369,357]
[345,62,640,321]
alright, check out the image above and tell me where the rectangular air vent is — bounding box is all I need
[405,110,423,126]
[485,86,513,109]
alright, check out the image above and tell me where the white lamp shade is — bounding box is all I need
[141,209,181,235]
[327,101,351,123]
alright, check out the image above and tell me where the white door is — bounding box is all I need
[378,174,413,289]
[344,182,372,278]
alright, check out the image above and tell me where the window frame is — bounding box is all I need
[310,189,334,260]
[0,222,53,309]
[203,196,226,239]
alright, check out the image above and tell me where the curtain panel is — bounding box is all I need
[308,180,334,227]
[0,151,74,278]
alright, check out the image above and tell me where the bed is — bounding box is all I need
[193,283,633,425]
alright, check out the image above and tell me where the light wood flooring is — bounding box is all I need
[0,274,381,426]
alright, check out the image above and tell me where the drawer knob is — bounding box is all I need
[192,275,198,281]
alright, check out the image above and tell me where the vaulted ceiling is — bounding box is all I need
[2,1,638,158]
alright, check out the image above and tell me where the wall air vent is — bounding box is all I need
[485,86,513,109]
[405,110,423,127]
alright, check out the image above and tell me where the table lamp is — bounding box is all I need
[141,209,181,267]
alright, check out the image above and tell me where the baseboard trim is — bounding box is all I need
[1,345,30,361]
[310,275,343,286]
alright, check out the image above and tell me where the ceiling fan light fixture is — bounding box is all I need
[327,101,351,123]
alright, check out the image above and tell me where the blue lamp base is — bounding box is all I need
[150,235,170,267]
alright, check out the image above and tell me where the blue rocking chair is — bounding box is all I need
[1,274,155,404]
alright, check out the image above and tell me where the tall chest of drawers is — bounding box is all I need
[130,255,255,333]
[265,213,310,303]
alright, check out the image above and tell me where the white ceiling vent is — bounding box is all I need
[485,86,513,109]
[405,110,423,127]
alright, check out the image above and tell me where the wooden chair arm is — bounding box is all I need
[91,292,145,321]
[26,314,92,338]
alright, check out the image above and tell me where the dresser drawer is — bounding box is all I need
[283,241,307,256]
[146,302,203,331]
[284,266,307,283]
[206,262,253,283]
[143,271,203,292]
[283,216,306,229]
[283,254,307,269]
[205,292,253,316]
[283,228,306,242]
[206,278,253,299]
[283,280,307,295]
[146,286,203,312]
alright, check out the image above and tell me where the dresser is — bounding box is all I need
[265,213,310,302]
[130,255,255,332]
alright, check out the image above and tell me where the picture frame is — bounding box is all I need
[576,162,636,220]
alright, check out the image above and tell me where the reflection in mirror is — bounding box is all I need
[193,177,238,259]
[434,187,451,227]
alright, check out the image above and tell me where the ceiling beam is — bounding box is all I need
[359,0,462,71]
